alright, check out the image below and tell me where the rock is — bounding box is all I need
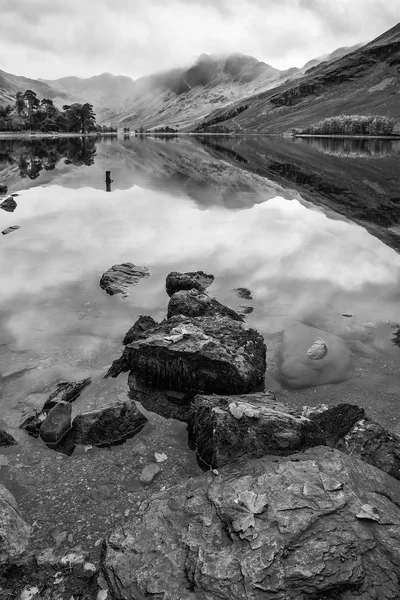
[280,323,352,388]
[0,184,7,195]
[99,263,150,297]
[306,338,328,359]
[337,417,400,480]
[303,403,365,446]
[166,270,214,297]
[139,463,161,483]
[0,429,17,447]
[128,372,192,422]
[2,225,20,235]
[233,286,253,300]
[0,484,30,565]
[189,393,326,469]
[0,197,17,213]
[167,289,243,322]
[239,305,254,315]
[102,447,400,600]
[39,402,72,447]
[72,401,147,447]
[117,314,266,395]
[20,378,91,438]
[122,315,157,345]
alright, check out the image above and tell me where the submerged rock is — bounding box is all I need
[0,484,30,565]
[280,323,352,388]
[102,447,400,600]
[167,289,243,322]
[123,315,158,346]
[0,197,17,213]
[99,263,150,297]
[111,314,266,395]
[233,286,253,300]
[72,401,147,447]
[189,393,326,469]
[165,270,214,297]
[0,429,17,447]
[2,225,20,235]
[139,463,161,484]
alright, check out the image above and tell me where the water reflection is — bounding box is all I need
[292,136,400,158]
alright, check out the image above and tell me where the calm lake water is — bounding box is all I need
[0,134,400,552]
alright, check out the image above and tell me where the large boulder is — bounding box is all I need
[337,418,400,480]
[101,447,400,600]
[72,401,147,447]
[99,263,150,297]
[0,484,30,566]
[165,270,214,297]
[111,314,266,395]
[280,323,353,388]
[167,289,243,322]
[189,393,326,469]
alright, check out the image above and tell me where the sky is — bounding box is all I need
[0,0,399,81]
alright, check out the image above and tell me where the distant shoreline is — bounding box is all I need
[293,134,400,140]
[0,132,112,140]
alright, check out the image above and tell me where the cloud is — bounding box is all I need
[0,0,399,80]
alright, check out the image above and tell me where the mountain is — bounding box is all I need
[192,23,400,133]
[42,54,294,129]
[301,43,364,71]
[0,68,68,107]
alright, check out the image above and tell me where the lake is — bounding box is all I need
[0,134,400,553]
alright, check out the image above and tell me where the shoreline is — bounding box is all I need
[293,134,400,140]
[0,132,113,140]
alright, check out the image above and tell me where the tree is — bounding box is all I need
[23,90,40,129]
[62,103,96,133]
[15,92,25,115]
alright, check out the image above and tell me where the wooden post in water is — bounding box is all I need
[105,170,113,192]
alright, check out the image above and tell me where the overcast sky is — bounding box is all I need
[0,0,399,81]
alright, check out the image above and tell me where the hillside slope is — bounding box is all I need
[193,23,400,133]
[0,69,68,107]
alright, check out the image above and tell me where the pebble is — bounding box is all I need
[139,463,161,484]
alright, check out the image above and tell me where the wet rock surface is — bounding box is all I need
[189,393,326,469]
[39,402,72,448]
[0,484,30,565]
[102,446,400,600]
[118,314,266,394]
[165,270,214,297]
[0,197,17,212]
[337,417,400,480]
[73,401,147,447]
[99,263,150,297]
[167,288,243,321]
[128,372,193,422]
[122,315,157,345]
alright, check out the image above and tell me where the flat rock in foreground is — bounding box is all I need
[99,263,150,297]
[119,314,266,394]
[102,447,400,600]
[0,484,30,565]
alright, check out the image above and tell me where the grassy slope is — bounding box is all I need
[0,69,68,107]
[192,23,400,133]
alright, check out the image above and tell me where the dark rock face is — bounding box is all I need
[128,373,192,422]
[0,484,30,565]
[0,197,17,212]
[0,429,17,447]
[0,184,7,195]
[165,270,214,297]
[2,225,20,235]
[304,403,365,446]
[99,263,150,297]
[117,314,266,395]
[72,401,147,447]
[167,289,243,322]
[39,402,72,447]
[189,394,326,469]
[337,418,400,480]
[20,378,91,438]
[122,315,157,346]
[102,447,400,600]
